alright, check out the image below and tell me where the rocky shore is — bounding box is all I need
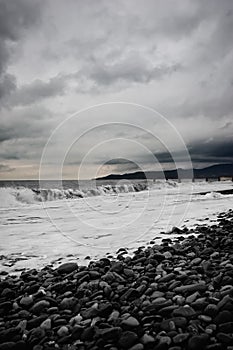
[0,209,233,350]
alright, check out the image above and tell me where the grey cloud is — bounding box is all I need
[105,158,136,165]
[101,159,140,174]
[0,105,54,146]
[0,0,41,41]
[0,73,16,99]
[151,138,233,165]
[220,121,232,130]
[1,0,233,177]
[81,56,180,89]
[189,138,233,163]
[0,0,42,100]
[10,75,67,106]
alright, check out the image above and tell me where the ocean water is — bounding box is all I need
[0,179,233,273]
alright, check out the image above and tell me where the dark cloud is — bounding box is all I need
[151,138,233,165]
[0,73,16,99]
[0,0,42,100]
[0,105,53,146]
[10,75,67,106]
[189,138,233,163]
[78,57,180,90]
[0,0,233,178]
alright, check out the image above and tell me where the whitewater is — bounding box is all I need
[0,179,233,273]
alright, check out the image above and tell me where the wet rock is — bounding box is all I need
[219,322,233,333]
[57,326,69,337]
[121,316,140,328]
[0,343,16,350]
[27,315,48,330]
[98,302,113,318]
[60,297,77,310]
[216,332,233,345]
[80,326,95,341]
[173,333,190,344]
[81,306,98,319]
[173,306,196,318]
[174,284,207,294]
[56,262,78,274]
[190,258,202,266]
[158,273,176,283]
[20,296,34,307]
[28,327,45,343]
[120,288,139,301]
[161,317,187,331]
[128,344,144,350]
[204,304,218,317]
[111,261,124,273]
[98,327,121,341]
[1,288,15,299]
[40,318,51,330]
[188,334,209,350]
[0,301,12,314]
[0,327,21,343]
[140,333,155,344]
[30,300,50,314]
[214,310,233,324]
[118,331,138,349]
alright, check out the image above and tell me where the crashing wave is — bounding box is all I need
[0,183,149,208]
[204,191,225,199]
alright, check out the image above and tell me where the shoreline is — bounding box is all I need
[0,209,233,349]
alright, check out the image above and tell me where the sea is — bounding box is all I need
[0,179,233,273]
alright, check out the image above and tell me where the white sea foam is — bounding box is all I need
[0,180,232,273]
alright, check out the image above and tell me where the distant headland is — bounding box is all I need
[95,163,233,181]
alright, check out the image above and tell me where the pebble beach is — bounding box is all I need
[1,209,233,350]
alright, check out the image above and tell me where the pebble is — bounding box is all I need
[174,284,207,294]
[173,333,190,343]
[20,296,34,307]
[173,306,196,318]
[121,316,140,328]
[0,343,16,350]
[57,325,69,337]
[128,344,144,350]
[198,315,212,323]
[188,334,209,350]
[99,327,121,341]
[1,210,233,350]
[40,318,51,330]
[56,262,78,274]
[118,331,138,348]
[30,300,50,314]
[140,333,155,344]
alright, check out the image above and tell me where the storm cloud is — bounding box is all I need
[0,0,42,100]
[0,0,232,179]
[10,75,67,106]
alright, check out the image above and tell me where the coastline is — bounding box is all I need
[1,180,233,275]
[1,209,233,349]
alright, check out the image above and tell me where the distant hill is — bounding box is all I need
[96,163,233,180]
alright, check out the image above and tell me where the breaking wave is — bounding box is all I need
[204,191,227,199]
[0,183,149,208]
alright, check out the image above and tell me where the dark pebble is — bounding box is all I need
[188,334,209,350]
[56,262,78,274]
[118,331,138,349]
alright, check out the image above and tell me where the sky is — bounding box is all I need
[0,0,233,179]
